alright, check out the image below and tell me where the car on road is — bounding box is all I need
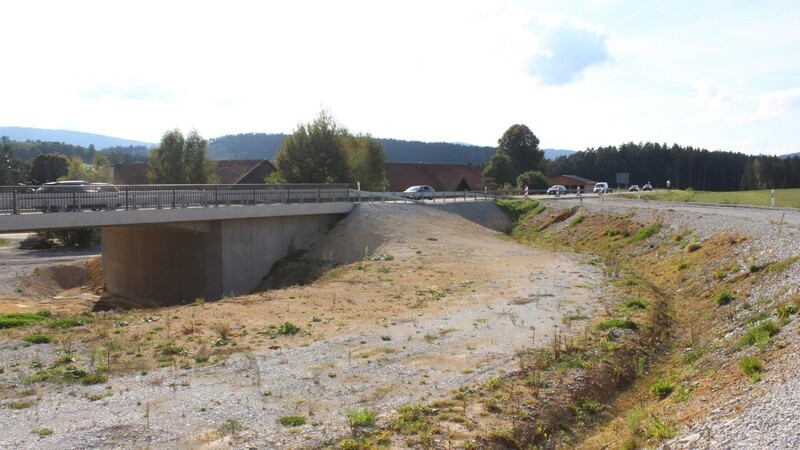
[593,182,610,194]
[402,185,435,200]
[642,182,653,191]
[547,185,567,196]
[31,181,120,212]
[629,184,640,192]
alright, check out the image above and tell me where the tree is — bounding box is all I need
[517,170,549,190]
[62,156,90,181]
[343,133,388,190]
[148,129,216,184]
[484,124,545,186]
[483,153,516,186]
[0,137,25,185]
[497,124,545,174]
[91,153,113,183]
[274,111,352,184]
[28,153,69,184]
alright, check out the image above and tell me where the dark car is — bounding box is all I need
[642,182,653,191]
[547,185,567,196]
[402,185,435,200]
[629,184,640,192]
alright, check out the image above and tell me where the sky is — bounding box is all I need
[2,0,799,156]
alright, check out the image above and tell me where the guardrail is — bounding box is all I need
[0,184,352,214]
[0,184,534,215]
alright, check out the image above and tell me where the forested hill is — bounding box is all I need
[207,133,574,163]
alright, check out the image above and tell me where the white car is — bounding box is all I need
[402,185,435,200]
[593,182,610,194]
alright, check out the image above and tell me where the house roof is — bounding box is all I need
[386,163,492,192]
[111,160,276,185]
[550,174,596,185]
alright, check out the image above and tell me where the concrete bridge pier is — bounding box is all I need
[101,213,342,305]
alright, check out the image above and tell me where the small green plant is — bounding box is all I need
[9,401,34,409]
[278,415,306,427]
[777,303,799,319]
[278,321,301,335]
[572,398,603,420]
[713,290,735,307]
[81,373,108,385]
[625,299,647,309]
[391,403,436,435]
[683,345,708,366]
[649,378,676,399]
[23,333,54,344]
[345,407,376,429]
[646,415,676,440]
[596,318,638,331]
[739,356,763,382]
[569,214,584,227]
[631,222,661,242]
[739,320,781,349]
[33,428,53,438]
[47,316,91,329]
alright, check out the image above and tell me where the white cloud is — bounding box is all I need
[753,88,800,120]
[527,20,610,85]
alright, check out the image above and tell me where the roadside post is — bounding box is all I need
[771,189,775,207]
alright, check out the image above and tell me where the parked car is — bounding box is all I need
[402,185,435,199]
[21,180,120,212]
[629,184,640,192]
[593,182,610,194]
[642,182,653,191]
[547,185,567,195]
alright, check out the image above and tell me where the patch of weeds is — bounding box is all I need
[713,268,727,280]
[81,373,108,385]
[646,415,676,440]
[768,256,800,273]
[713,290,735,307]
[278,415,306,427]
[739,320,781,349]
[278,321,301,335]
[0,311,51,329]
[649,378,676,399]
[381,335,391,341]
[426,237,438,241]
[572,398,603,420]
[47,316,91,329]
[569,214,584,227]
[23,333,54,344]
[494,198,542,222]
[157,341,186,356]
[777,303,799,319]
[345,407,376,429]
[683,345,708,365]
[596,318,638,331]
[390,403,436,435]
[625,299,647,309]
[364,252,394,261]
[33,428,53,438]
[631,222,661,242]
[745,311,770,326]
[739,356,763,382]
[8,401,34,409]
[219,418,243,436]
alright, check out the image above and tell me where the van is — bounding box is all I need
[593,182,610,194]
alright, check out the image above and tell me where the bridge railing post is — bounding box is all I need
[12,189,18,215]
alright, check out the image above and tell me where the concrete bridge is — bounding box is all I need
[0,184,355,304]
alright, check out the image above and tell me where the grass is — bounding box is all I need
[494,198,543,222]
[649,378,676,399]
[739,320,781,349]
[739,356,764,382]
[714,290,735,307]
[23,333,54,344]
[47,316,91,329]
[631,222,661,242]
[596,318,638,331]
[0,311,51,329]
[278,415,306,427]
[635,188,800,208]
[345,407,377,429]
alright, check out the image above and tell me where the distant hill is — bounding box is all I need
[0,127,154,150]
[780,152,800,159]
[208,133,574,164]
[2,127,575,164]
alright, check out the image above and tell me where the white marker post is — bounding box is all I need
[771,189,775,207]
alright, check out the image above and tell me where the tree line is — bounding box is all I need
[547,142,800,191]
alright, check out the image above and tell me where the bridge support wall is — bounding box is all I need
[102,213,342,305]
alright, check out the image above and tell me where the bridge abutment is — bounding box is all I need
[102,213,342,304]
